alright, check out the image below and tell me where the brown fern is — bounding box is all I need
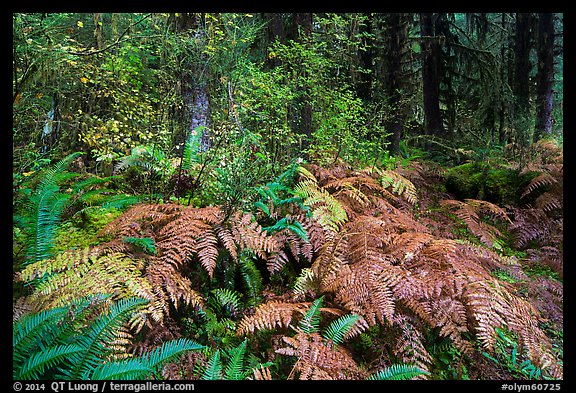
[249,163,563,379]
[276,332,365,380]
[440,198,510,249]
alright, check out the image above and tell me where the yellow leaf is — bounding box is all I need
[77,21,84,28]
[23,171,35,177]
[80,77,89,83]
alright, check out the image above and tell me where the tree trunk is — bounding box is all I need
[512,12,533,145]
[356,13,373,102]
[289,13,314,157]
[374,13,411,154]
[420,13,446,139]
[498,12,510,145]
[262,13,285,69]
[93,13,102,50]
[169,13,212,152]
[535,13,555,139]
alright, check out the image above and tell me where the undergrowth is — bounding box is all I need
[13,141,563,380]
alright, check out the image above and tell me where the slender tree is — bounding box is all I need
[512,13,534,145]
[373,13,412,154]
[534,13,555,139]
[420,13,446,139]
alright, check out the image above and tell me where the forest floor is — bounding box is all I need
[13,141,563,381]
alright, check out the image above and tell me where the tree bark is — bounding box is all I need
[513,13,532,107]
[289,13,314,157]
[420,13,446,139]
[262,13,285,69]
[169,13,212,152]
[93,13,102,50]
[374,13,411,154]
[535,13,555,139]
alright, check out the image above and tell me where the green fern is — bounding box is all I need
[323,314,360,347]
[210,288,242,318]
[238,253,263,307]
[13,295,204,380]
[299,296,324,334]
[17,344,85,380]
[263,217,309,241]
[89,338,205,380]
[199,340,269,380]
[114,145,170,175]
[224,339,249,380]
[367,364,429,380]
[182,126,204,171]
[64,297,150,379]
[202,350,223,380]
[123,236,157,255]
[15,152,83,265]
[293,170,347,232]
[90,359,153,381]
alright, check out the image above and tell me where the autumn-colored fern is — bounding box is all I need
[234,163,562,379]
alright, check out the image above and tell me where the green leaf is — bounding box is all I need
[123,236,157,255]
[202,350,223,380]
[16,344,84,380]
[299,296,324,334]
[322,314,359,346]
[253,201,270,216]
[224,339,248,380]
[66,297,149,379]
[91,359,152,380]
[367,364,428,380]
[143,338,205,371]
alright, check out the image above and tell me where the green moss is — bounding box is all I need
[523,263,562,282]
[53,207,122,252]
[445,162,538,205]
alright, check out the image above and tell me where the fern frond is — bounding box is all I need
[276,332,364,379]
[294,268,319,298]
[211,288,242,317]
[294,179,347,233]
[66,297,149,379]
[182,126,204,170]
[224,339,248,380]
[367,364,428,380]
[20,247,158,329]
[376,168,418,205]
[90,359,152,380]
[236,301,308,336]
[440,199,507,249]
[13,306,67,351]
[238,254,263,307]
[535,192,562,213]
[299,296,324,334]
[202,350,223,380]
[392,315,433,375]
[322,314,360,346]
[123,237,157,255]
[521,173,558,199]
[251,365,272,380]
[16,344,85,380]
[143,338,205,372]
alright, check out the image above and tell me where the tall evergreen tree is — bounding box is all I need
[535,13,555,139]
[420,13,446,139]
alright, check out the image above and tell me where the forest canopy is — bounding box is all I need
[13,13,563,382]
